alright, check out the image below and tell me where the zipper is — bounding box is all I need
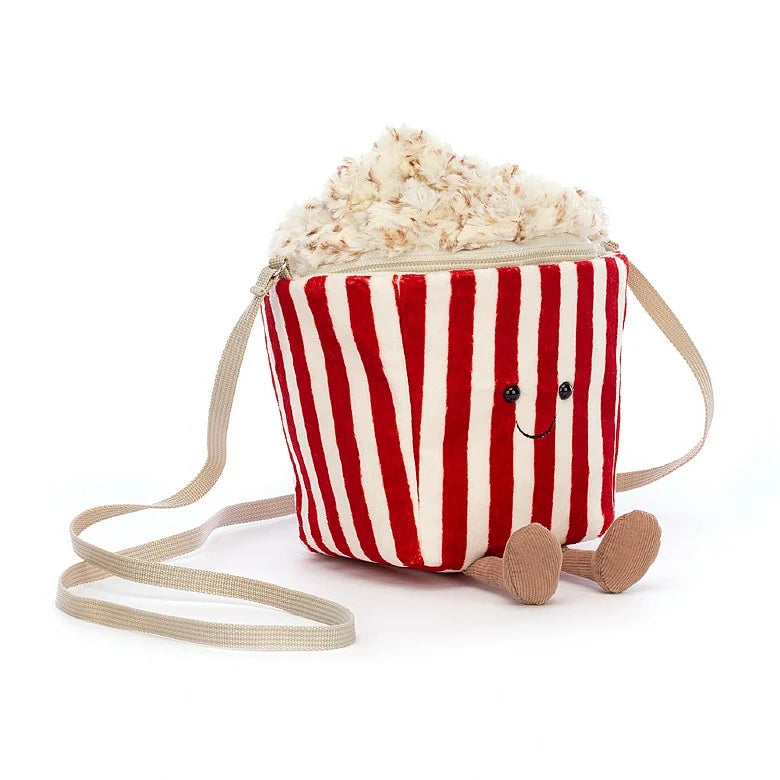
[295,235,619,277]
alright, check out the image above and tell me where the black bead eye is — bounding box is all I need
[558,382,573,400]
[503,384,520,403]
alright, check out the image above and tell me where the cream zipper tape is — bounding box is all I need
[283,236,619,278]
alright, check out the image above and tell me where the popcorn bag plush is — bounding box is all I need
[57,129,713,650]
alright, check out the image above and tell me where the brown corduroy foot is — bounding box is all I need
[465,523,563,605]
[592,510,662,593]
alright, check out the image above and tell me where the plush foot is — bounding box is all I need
[593,510,661,593]
[561,510,661,593]
[465,524,563,605]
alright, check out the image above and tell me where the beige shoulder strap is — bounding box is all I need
[56,259,711,649]
[616,262,714,491]
[56,265,355,650]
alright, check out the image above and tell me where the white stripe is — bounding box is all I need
[550,262,578,541]
[511,265,541,531]
[465,269,499,567]
[261,305,314,551]
[585,259,607,540]
[324,276,403,567]
[269,289,336,554]
[417,272,451,567]
[288,282,362,559]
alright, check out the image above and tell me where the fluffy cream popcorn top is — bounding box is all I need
[271,127,607,278]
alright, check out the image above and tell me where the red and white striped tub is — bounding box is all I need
[262,254,628,572]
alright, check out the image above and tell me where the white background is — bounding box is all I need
[1,2,778,778]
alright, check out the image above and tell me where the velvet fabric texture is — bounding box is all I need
[263,255,628,572]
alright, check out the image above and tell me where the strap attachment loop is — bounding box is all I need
[250,257,289,298]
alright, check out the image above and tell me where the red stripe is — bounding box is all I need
[531,264,562,530]
[345,276,422,567]
[441,270,476,569]
[566,260,594,544]
[600,258,620,534]
[275,281,352,557]
[304,276,386,564]
[395,274,427,483]
[263,293,330,555]
[487,267,521,555]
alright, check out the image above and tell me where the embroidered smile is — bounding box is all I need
[515,417,556,440]
[503,381,573,441]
